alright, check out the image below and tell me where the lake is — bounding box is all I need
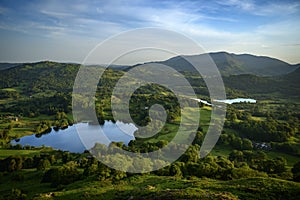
[11,98,256,153]
[11,121,137,153]
[214,98,256,104]
[192,98,256,105]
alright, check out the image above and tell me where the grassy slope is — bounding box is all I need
[0,149,41,159]
[1,173,300,200]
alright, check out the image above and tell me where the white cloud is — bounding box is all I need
[217,0,255,11]
[40,10,76,18]
[217,0,300,16]
[0,0,299,64]
[255,2,300,16]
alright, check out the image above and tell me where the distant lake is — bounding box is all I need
[11,98,256,153]
[192,98,256,105]
[214,98,256,104]
[11,121,137,153]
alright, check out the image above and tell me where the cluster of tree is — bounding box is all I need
[271,142,300,156]
[228,150,287,174]
[6,188,27,200]
[230,119,295,142]
[1,93,72,117]
[34,121,52,137]
[0,62,79,95]
[0,89,19,99]
[218,131,253,150]
[225,107,296,143]
[53,111,73,130]
[90,142,295,180]
[1,144,299,192]
[0,151,78,173]
[0,124,12,140]
[41,161,81,187]
[153,144,291,180]
[128,84,180,125]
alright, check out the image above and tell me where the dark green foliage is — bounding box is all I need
[257,157,287,174]
[232,119,294,142]
[42,161,81,187]
[292,161,300,182]
[0,156,23,172]
[7,188,27,200]
[36,159,51,171]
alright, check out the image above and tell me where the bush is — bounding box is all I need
[42,161,81,187]
[231,166,268,179]
[7,188,27,200]
[37,159,51,171]
[292,161,300,182]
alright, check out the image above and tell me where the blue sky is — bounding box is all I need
[0,0,299,64]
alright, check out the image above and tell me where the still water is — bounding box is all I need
[192,98,256,105]
[11,121,137,153]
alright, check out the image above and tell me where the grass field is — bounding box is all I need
[1,173,299,200]
[0,149,53,159]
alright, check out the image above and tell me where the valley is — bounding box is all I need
[0,53,299,199]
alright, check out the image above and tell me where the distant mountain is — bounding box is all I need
[157,52,299,76]
[0,58,299,100]
[2,52,298,76]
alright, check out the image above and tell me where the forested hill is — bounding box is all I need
[0,61,80,95]
[223,67,300,99]
[0,56,299,100]
[158,52,299,76]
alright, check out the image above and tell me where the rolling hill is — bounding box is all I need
[0,52,299,100]
[157,52,299,76]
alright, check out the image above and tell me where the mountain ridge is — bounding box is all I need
[159,52,299,76]
[1,52,299,76]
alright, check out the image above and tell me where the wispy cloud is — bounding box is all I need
[0,6,8,14]
[40,10,76,18]
[217,0,255,11]
[217,0,300,16]
[0,0,299,63]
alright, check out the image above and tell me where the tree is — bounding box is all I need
[258,157,287,174]
[229,150,244,162]
[23,157,34,169]
[8,188,27,200]
[83,164,98,176]
[37,159,51,171]
[242,138,253,150]
[231,166,268,179]
[42,161,81,186]
[192,131,204,145]
[169,162,184,177]
[180,145,200,163]
[62,152,71,163]
[232,137,243,150]
[8,159,17,172]
[7,156,22,172]
[49,155,56,165]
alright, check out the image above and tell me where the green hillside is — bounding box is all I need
[0,56,299,200]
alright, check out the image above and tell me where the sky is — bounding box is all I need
[0,0,299,64]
